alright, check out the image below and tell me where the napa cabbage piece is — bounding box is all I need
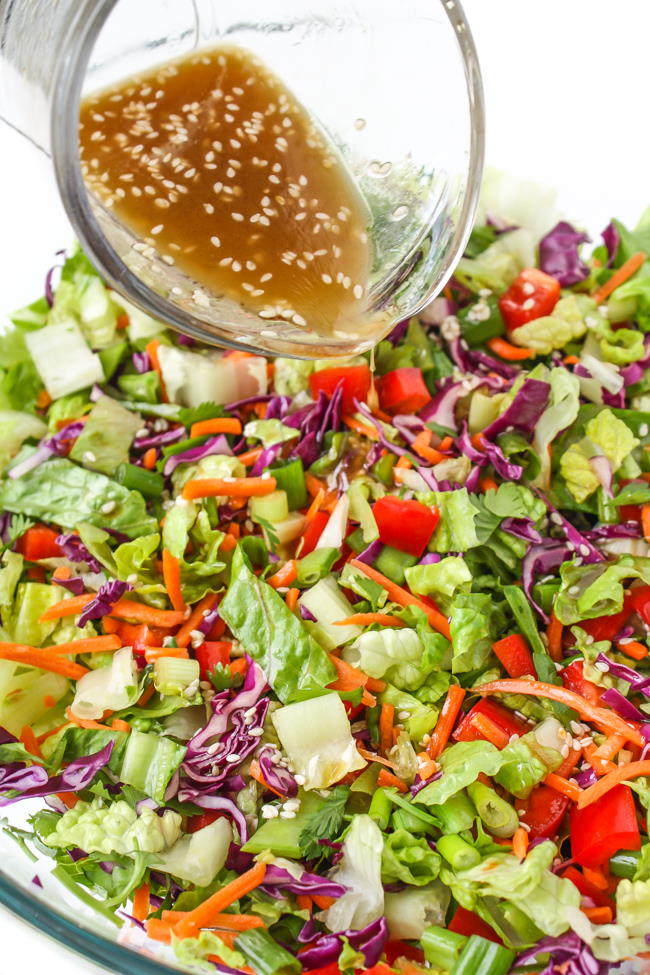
[71,647,139,721]
[383,883,450,940]
[0,410,47,472]
[343,627,447,692]
[153,817,232,887]
[271,692,366,791]
[325,814,384,931]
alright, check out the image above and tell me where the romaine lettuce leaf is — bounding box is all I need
[404,557,472,608]
[417,488,481,553]
[69,397,141,475]
[415,741,507,807]
[381,829,441,886]
[554,556,650,625]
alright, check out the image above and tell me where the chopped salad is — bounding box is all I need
[3,175,650,973]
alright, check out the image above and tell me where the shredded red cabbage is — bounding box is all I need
[0,742,114,806]
[539,221,590,287]
[77,579,132,627]
[299,917,388,970]
[601,221,620,268]
[56,534,102,573]
[162,434,232,476]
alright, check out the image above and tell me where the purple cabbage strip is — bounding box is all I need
[77,579,132,627]
[517,932,607,975]
[265,395,292,420]
[601,221,620,268]
[584,521,642,540]
[482,378,550,441]
[600,687,647,722]
[197,605,220,638]
[300,604,317,622]
[539,221,590,287]
[162,434,232,476]
[0,742,114,806]
[56,576,86,596]
[522,541,571,623]
[132,351,151,374]
[257,745,298,798]
[481,438,524,481]
[501,517,543,544]
[420,378,467,431]
[355,539,384,565]
[537,491,604,565]
[133,427,186,451]
[300,917,388,970]
[176,333,195,347]
[595,652,650,697]
[285,387,343,467]
[56,534,102,573]
[250,442,284,477]
[174,789,250,844]
[261,864,346,899]
[574,767,598,789]
[8,419,88,480]
[384,318,410,343]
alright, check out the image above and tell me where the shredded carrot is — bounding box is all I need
[366,676,387,693]
[220,534,237,552]
[38,593,93,621]
[554,746,582,779]
[427,685,466,759]
[162,549,186,614]
[56,415,90,430]
[583,906,613,924]
[190,418,242,438]
[173,862,267,939]
[544,772,582,802]
[591,251,647,305]
[110,718,131,733]
[547,612,564,663]
[138,681,156,707]
[437,436,454,451]
[305,488,326,522]
[65,708,115,732]
[411,430,445,465]
[229,658,248,678]
[267,560,298,589]
[377,768,408,793]
[42,635,122,655]
[145,919,173,943]
[583,866,609,891]
[146,339,167,401]
[342,415,379,440]
[616,639,649,661]
[56,792,79,809]
[641,504,650,544]
[132,882,150,922]
[39,594,184,627]
[296,895,312,913]
[208,914,266,932]
[311,895,336,910]
[563,354,580,365]
[395,455,413,471]
[328,654,369,689]
[582,742,616,777]
[416,751,439,781]
[379,702,395,756]
[478,476,498,493]
[42,694,56,709]
[333,612,406,628]
[473,679,644,746]
[0,643,88,680]
[144,646,189,663]
[349,559,451,639]
[577,760,650,808]
[486,337,535,360]
[237,447,264,467]
[357,746,398,770]
[142,448,157,470]
[249,757,287,798]
[175,593,219,648]
[52,566,72,582]
[512,826,529,860]
[471,712,510,749]
[182,476,277,500]
[36,388,52,409]
[19,725,43,760]
[305,473,326,498]
[285,588,299,612]
[592,733,628,764]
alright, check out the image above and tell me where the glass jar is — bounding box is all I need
[0,0,483,356]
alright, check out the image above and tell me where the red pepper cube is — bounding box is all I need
[376,367,431,415]
[499,268,561,332]
[372,496,440,559]
[454,699,529,743]
[519,784,569,840]
[16,525,63,561]
[570,784,641,867]
[194,641,231,681]
[309,364,371,414]
[492,633,536,678]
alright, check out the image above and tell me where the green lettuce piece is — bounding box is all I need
[404,557,472,608]
[598,325,645,365]
[347,477,380,544]
[174,931,247,975]
[531,368,581,488]
[113,534,160,584]
[442,841,579,938]
[415,741,507,807]
[449,592,504,674]
[50,248,119,349]
[0,552,24,609]
[43,797,181,855]
[585,408,639,470]
[615,878,650,937]
[510,295,601,354]
[0,410,47,473]
[272,358,314,396]
[381,829,441,886]
[493,740,549,799]
[243,418,299,447]
[554,556,650,625]
[69,397,141,475]
[6,582,61,646]
[117,371,160,404]
[417,488,481,553]
[344,627,448,693]
[455,228,536,292]
[0,458,158,538]
[219,545,336,703]
[46,392,91,430]
[379,684,439,742]
[162,501,197,559]
[559,441,601,502]
[325,814,384,932]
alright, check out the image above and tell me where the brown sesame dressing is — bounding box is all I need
[79,45,371,335]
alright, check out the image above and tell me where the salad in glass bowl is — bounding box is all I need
[1,174,650,974]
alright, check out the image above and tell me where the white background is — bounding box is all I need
[0,1,649,972]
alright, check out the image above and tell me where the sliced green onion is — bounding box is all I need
[368,786,392,829]
[250,489,289,524]
[503,584,546,656]
[432,792,476,834]
[115,462,164,498]
[609,850,642,879]
[235,928,301,975]
[372,452,397,488]
[392,806,430,834]
[295,547,338,588]
[597,486,619,524]
[452,935,515,975]
[421,925,467,970]
[345,527,367,553]
[268,457,307,510]
[467,781,519,838]
[373,545,418,585]
[384,788,439,830]
[437,833,481,870]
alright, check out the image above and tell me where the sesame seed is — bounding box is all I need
[225,753,242,764]
[101,501,116,514]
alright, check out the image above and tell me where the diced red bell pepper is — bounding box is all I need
[628,584,650,628]
[195,641,231,680]
[577,593,633,643]
[453,699,529,743]
[519,784,569,840]
[498,268,561,332]
[619,504,642,523]
[570,785,641,868]
[376,367,431,415]
[492,633,536,678]
[300,510,330,557]
[309,364,372,413]
[360,966,394,975]
[561,659,603,706]
[384,941,426,966]
[16,525,63,561]
[372,496,440,559]
[299,965,340,975]
[186,810,224,833]
[448,906,502,944]
[562,866,613,909]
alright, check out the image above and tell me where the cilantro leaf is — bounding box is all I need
[255,516,280,554]
[298,785,349,860]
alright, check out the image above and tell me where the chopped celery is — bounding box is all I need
[422,925,467,970]
[115,462,164,498]
[250,489,289,524]
[374,545,418,585]
[268,458,308,510]
[153,817,231,886]
[153,656,200,696]
[299,574,362,649]
[269,511,306,546]
[452,935,514,975]
[242,791,324,857]
[0,667,69,736]
[235,929,301,975]
[120,729,186,802]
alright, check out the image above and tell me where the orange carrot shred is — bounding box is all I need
[333,612,406,628]
[175,593,219,648]
[172,862,267,939]
[577,760,650,808]
[616,639,648,661]
[547,612,563,662]
[544,772,582,802]
[591,251,647,305]
[162,549,186,614]
[190,418,242,438]
[379,702,395,756]
[486,337,535,360]
[132,882,150,922]
[182,476,277,500]
[377,768,408,793]
[427,685,466,759]
[349,559,451,639]
[267,560,298,589]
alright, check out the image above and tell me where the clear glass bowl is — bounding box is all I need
[1,0,484,357]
